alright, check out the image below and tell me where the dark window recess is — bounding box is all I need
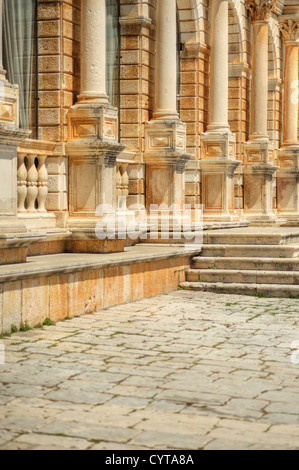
[3,0,38,138]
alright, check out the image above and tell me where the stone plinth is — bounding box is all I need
[66,234,125,255]
[67,102,125,253]
[276,146,299,224]
[144,119,190,211]
[144,119,191,242]
[200,132,240,221]
[0,232,46,266]
[67,102,119,144]
[243,140,278,223]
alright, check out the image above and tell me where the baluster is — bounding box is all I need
[26,154,38,212]
[17,152,28,212]
[121,164,129,200]
[116,165,122,209]
[37,155,48,212]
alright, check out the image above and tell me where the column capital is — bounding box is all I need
[279,18,299,44]
[246,0,277,23]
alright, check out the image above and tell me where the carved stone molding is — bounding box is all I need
[181,41,209,59]
[119,16,152,27]
[246,0,278,22]
[279,18,299,43]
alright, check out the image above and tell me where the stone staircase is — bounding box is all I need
[181,227,299,298]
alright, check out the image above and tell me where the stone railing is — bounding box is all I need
[17,139,56,214]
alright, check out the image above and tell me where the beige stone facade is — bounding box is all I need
[0,0,299,331]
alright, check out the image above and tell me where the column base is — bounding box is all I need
[66,237,125,254]
[67,215,127,254]
[67,101,120,144]
[243,140,277,221]
[144,118,190,207]
[144,118,196,241]
[144,118,189,166]
[200,131,240,221]
[67,101,125,238]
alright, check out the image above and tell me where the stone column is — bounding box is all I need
[277,18,299,223]
[208,0,230,133]
[250,19,269,140]
[243,0,277,223]
[281,19,299,147]
[154,0,178,120]
[79,0,108,104]
[144,0,191,243]
[200,0,240,222]
[67,0,125,253]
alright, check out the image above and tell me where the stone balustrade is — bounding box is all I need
[17,140,56,215]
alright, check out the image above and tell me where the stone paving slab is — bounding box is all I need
[0,290,299,450]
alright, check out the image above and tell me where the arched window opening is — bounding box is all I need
[106,0,120,110]
[2,0,38,138]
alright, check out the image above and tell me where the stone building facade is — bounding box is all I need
[0,0,298,331]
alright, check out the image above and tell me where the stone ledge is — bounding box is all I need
[0,245,200,283]
[0,245,197,334]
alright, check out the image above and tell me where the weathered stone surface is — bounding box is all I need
[0,290,299,450]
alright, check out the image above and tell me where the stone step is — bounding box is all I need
[200,244,299,258]
[202,228,299,246]
[186,268,299,285]
[180,281,299,298]
[192,257,299,271]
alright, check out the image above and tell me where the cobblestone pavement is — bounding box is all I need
[0,290,299,450]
